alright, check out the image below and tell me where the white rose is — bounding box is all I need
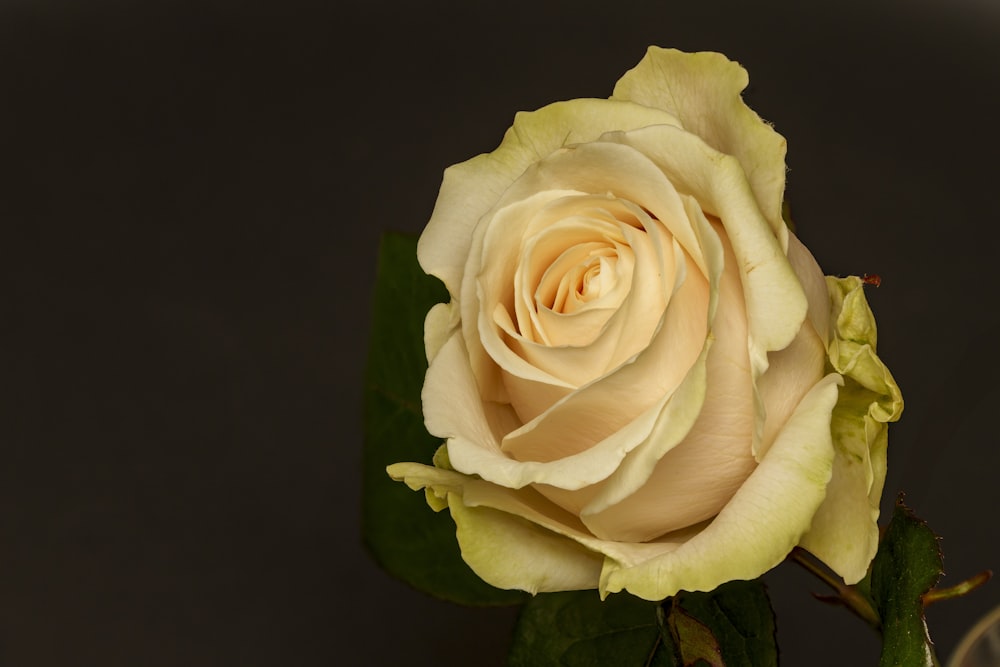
[388,47,902,600]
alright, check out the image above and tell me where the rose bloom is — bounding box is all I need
[388,47,902,600]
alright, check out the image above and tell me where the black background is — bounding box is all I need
[3,0,999,665]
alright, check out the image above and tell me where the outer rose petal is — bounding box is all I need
[449,499,604,593]
[611,47,789,249]
[799,277,903,583]
[601,373,842,600]
[386,462,606,593]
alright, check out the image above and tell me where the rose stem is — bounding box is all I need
[787,547,882,631]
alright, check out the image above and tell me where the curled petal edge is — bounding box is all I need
[798,276,903,583]
[611,46,788,251]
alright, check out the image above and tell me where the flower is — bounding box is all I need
[387,47,902,601]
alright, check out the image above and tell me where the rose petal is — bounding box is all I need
[558,198,724,518]
[471,190,584,403]
[604,124,807,407]
[786,232,831,348]
[500,241,706,467]
[600,373,842,600]
[611,47,788,249]
[502,214,673,391]
[387,461,699,591]
[427,322,701,491]
[448,496,605,593]
[424,301,458,364]
[392,371,841,599]
[798,276,903,583]
[464,139,711,414]
[578,214,756,541]
[386,463,604,594]
[755,321,826,460]
[492,199,672,389]
[418,99,684,297]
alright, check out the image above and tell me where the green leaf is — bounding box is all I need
[508,581,776,666]
[661,602,723,666]
[669,580,778,667]
[361,232,527,606]
[508,590,673,667]
[869,497,944,667]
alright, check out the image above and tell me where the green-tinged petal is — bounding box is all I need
[417,99,683,297]
[611,47,788,249]
[388,460,683,591]
[798,410,887,583]
[600,374,841,601]
[449,497,604,594]
[387,462,604,593]
[799,276,903,583]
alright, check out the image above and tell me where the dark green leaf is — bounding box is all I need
[361,232,526,606]
[508,590,673,667]
[869,497,944,667]
[672,580,777,667]
[508,580,776,666]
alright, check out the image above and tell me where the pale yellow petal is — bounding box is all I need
[387,462,606,592]
[449,496,604,593]
[611,47,788,248]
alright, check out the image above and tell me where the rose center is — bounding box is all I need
[550,247,617,314]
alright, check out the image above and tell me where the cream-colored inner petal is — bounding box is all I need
[489,195,674,397]
[501,240,706,469]
[515,212,635,348]
[465,140,710,421]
